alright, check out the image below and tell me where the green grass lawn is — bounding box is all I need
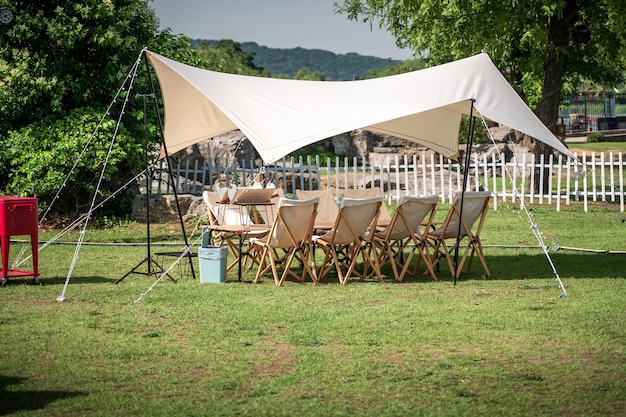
[567,140,626,154]
[1,202,624,416]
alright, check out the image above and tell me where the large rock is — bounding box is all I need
[131,194,205,223]
[176,128,420,168]
[178,130,258,176]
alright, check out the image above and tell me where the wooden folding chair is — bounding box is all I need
[374,195,439,281]
[340,187,391,228]
[250,197,319,286]
[313,196,383,285]
[202,191,268,273]
[252,187,284,226]
[426,191,492,277]
[296,189,339,232]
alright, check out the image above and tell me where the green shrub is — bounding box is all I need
[0,107,143,218]
[586,132,606,142]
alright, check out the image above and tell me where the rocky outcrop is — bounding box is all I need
[173,125,544,174]
[175,128,425,170]
[177,130,258,173]
[131,194,206,223]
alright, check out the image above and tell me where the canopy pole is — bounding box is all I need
[144,51,196,280]
[453,100,476,285]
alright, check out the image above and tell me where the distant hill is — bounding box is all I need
[192,40,401,80]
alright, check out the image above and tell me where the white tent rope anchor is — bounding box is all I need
[480,116,568,298]
[11,170,148,270]
[57,49,146,302]
[10,56,145,272]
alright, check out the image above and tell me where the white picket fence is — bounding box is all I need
[154,151,626,212]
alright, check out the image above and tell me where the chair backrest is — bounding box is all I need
[432,191,491,239]
[296,189,338,227]
[202,191,220,225]
[255,188,284,225]
[202,190,252,226]
[341,187,391,225]
[325,196,382,245]
[215,183,237,203]
[266,197,319,248]
[380,195,438,240]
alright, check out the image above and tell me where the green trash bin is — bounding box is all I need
[198,245,228,283]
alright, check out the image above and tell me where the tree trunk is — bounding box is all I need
[534,47,567,192]
[534,1,579,193]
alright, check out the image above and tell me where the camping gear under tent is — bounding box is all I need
[144,50,574,163]
[143,49,573,296]
[47,50,574,301]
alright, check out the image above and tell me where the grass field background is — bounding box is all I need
[1,199,625,416]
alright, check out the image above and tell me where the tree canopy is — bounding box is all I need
[0,0,401,218]
[0,0,160,133]
[194,39,268,77]
[336,0,626,123]
[336,0,626,191]
[0,1,267,217]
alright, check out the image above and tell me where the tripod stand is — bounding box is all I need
[115,93,175,284]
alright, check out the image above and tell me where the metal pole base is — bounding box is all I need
[114,256,176,284]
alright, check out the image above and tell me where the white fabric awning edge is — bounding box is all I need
[146,51,574,164]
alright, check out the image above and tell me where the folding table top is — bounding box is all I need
[229,188,275,205]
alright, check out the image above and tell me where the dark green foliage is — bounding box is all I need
[1,107,141,217]
[194,39,269,76]
[0,0,165,218]
[193,40,401,80]
[288,145,347,166]
[361,58,427,79]
[336,0,626,118]
[0,0,159,133]
[0,2,231,219]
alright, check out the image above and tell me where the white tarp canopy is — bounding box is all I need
[145,50,573,164]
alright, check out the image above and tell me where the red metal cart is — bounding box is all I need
[0,196,39,286]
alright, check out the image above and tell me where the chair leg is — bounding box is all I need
[303,244,318,284]
[387,245,402,281]
[428,238,456,277]
[333,247,349,284]
[396,245,416,282]
[466,239,490,277]
[419,247,438,280]
[476,244,491,277]
[253,245,273,284]
[455,238,490,278]
[313,246,332,283]
[365,244,383,282]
